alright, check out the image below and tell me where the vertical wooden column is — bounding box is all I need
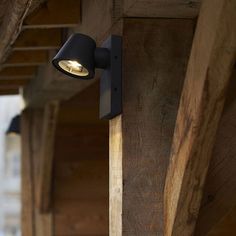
[31,110,53,236]
[21,109,53,236]
[37,101,59,212]
[21,110,35,236]
[109,19,194,235]
[164,1,236,235]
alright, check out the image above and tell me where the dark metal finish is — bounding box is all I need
[94,47,110,69]
[51,33,122,120]
[99,35,122,119]
[6,115,20,134]
[52,33,96,79]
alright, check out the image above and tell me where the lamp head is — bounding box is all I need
[52,33,96,79]
[6,115,20,135]
[52,34,122,120]
[52,33,110,79]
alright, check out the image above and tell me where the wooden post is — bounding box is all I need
[31,110,53,236]
[21,109,53,236]
[109,18,194,235]
[195,70,236,235]
[164,0,236,235]
[37,101,59,212]
[21,110,35,236]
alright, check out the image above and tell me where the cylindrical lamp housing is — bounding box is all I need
[52,33,96,79]
[6,115,20,135]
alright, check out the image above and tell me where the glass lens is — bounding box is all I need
[58,60,89,76]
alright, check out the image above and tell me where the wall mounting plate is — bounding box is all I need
[99,35,122,119]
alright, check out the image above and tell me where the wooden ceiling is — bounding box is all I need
[0,0,80,95]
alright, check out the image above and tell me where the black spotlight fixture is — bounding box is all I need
[52,33,122,119]
[6,115,20,135]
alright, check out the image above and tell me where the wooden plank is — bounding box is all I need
[109,115,122,236]
[0,79,30,86]
[31,110,53,236]
[109,19,194,235]
[3,50,48,67]
[13,29,61,50]
[0,66,37,77]
[207,205,236,236]
[0,88,19,95]
[194,72,236,236]
[54,201,108,235]
[54,210,108,235]
[0,0,45,64]
[34,213,53,236]
[23,0,80,29]
[73,0,113,44]
[21,110,34,236]
[122,0,201,18]
[0,76,33,80]
[0,84,24,90]
[53,82,109,235]
[164,1,236,235]
[37,101,59,212]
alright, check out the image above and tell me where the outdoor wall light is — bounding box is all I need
[52,33,122,119]
[6,115,20,135]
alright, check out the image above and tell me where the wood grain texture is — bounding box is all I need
[23,0,80,28]
[31,110,53,236]
[52,82,109,235]
[0,88,19,95]
[194,71,236,236]
[164,1,236,235]
[13,28,61,50]
[0,79,29,86]
[109,115,122,236]
[0,66,37,77]
[3,50,48,67]
[74,0,113,44]
[123,0,201,18]
[21,110,35,236]
[207,205,236,236]
[109,18,194,235]
[37,101,59,213]
[0,0,45,64]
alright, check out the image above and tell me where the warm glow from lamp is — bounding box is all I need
[58,60,89,77]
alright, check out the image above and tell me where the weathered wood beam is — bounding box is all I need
[109,116,122,236]
[53,82,109,235]
[13,29,61,51]
[0,0,45,64]
[0,79,29,86]
[206,205,236,235]
[164,1,236,235]
[31,110,53,236]
[0,88,19,95]
[121,0,201,18]
[73,0,114,44]
[21,110,34,236]
[23,0,80,29]
[0,84,25,90]
[0,76,33,80]
[194,71,236,235]
[37,101,59,213]
[109,18,194,235]
[21,109,53,236]
[0,66,37,77]
[3,50,48,67]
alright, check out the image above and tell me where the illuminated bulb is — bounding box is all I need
[58,60,89,77]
